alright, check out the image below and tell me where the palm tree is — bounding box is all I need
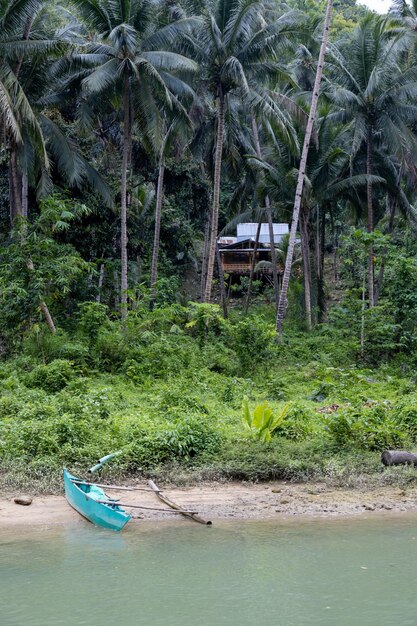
[186,0,299,303]
[391,0,417,30]
[0,0,54,221]
[71,0,198,318]
[149,110,194,310]
[1,1,113,223]
[326,14,417,307]
[275,0,334,337]
[251,107,381,328]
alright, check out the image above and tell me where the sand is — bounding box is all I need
[2,481,417,528]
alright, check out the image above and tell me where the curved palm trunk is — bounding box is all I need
[96,263,105,303]
[300,208,312,331]
[216,241,228,318]
[244,218,262,314]
[366,125,374,308]
[149,162,165,311]
[21,168,28,218]
[9,147,22,223]
[9,16,33,225]
[251,116,279,310]
[200,210,211,300]
[317,203,326,321]
[120,71,131,320]
[276,0,333,339]
[204,92,225,303]
[27,257,56,333]
[375,193,396,305]
[39,301,57,334]
[266,202,279,309]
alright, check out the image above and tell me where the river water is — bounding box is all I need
[1,515,417,626]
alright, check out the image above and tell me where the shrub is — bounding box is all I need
[23,328,89,365]
[392,395,417,440]
[78,302,110,341]
[231,316,275,369]
[257,372,288,400]
[124,335,196,380]
[276,403,316,441]
[93,325,128,370]
[185,303,229,343]
[0,395,25,419]
[325,404,408,451]
[155,387,209,420]
[162,415,221,458]
[25,359,78,392]
[200,342,238,375]
[57,388,112,420]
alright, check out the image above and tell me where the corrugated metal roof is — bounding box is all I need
[236,223,289,243]
[237,223,289,236]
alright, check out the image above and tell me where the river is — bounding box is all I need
[1,514,417,625]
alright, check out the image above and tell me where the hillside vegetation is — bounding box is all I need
[2,0,417,490]
[2,299,417,492]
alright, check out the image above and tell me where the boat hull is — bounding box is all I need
[63,469,131,531]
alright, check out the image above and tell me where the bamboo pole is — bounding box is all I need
[71,480,153,492]
[148,479,212,525]
[94,499,198,514]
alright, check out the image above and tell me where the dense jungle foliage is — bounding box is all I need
[2,0,417,490]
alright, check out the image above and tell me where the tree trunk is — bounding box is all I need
[275,0,333,338]
[9,16,33,224]
[113,268,120,311]
[360,272,366,358]
[39,301,57,334]
[26,258,56,333]
[149,162,165,311]
[329,203,338,281]
[9,146,22,223]
[381,450,417,467]
[200,210,211,300]
[120,71,131,319]
[251,116,279,310]
[21,168,28,219]
[216,242,228,318]
[374,193,396,305]
[244,218,262,314]
[300,208,312,331]
[96,263,105,303]
[204,91,225,303]
[266,204,280,309]
[366,124,374,308]
[317,204,326,321]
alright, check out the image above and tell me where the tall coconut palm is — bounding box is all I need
[70,0,198,318]
[0,0,55,220]
[251,108,383,328]
[185,0,301,303]
[325,15,417,307]
[149,107,194,310]
[0,0,113,223]
[275,0,334,337]
[391,0,417,30]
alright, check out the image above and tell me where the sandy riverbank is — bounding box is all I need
[2,480,417,527]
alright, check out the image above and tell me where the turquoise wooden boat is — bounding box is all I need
[63,469,131,531]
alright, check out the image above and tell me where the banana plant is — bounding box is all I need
[242,399,291,443]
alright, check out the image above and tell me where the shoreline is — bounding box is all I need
[2,480,417,528]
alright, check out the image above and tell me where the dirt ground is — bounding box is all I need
[2,480,417,527]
